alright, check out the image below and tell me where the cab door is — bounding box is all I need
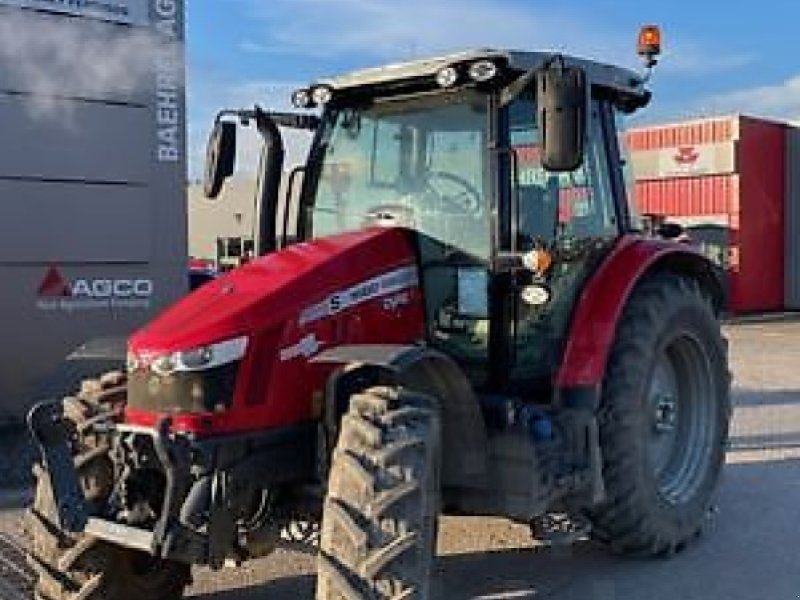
[502,95,623,388]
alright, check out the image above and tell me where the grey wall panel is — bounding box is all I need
[0,5,153,104]
[0,95,151,182]
[786,128,800,309]
[0,180,151,262]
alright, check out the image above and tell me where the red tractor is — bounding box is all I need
[28,32,730,600]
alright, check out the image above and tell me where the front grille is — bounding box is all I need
[127,362,239,413]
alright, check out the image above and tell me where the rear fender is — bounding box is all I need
[313,345,489,489]
[555,236,724,390]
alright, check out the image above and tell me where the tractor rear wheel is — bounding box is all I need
[589,273,730,556]
[27,373,191,600]
[317,386,441,600]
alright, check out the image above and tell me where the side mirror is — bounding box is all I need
[203,120,237,199]
[657,221,685,240]
[536,64,587,172]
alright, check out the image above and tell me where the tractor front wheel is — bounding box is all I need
[317,386,441,600]
[589,273,731,556]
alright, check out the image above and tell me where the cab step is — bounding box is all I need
[530,512,591,546]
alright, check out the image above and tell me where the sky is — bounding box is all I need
[185,0,800,178]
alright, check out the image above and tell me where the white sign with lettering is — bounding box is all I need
[658,144,717,177]
[630,141,736,180]
[153,0,183,162]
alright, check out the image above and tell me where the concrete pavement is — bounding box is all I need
[1,322,798,599]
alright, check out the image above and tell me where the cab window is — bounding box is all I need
[507,96,620,382]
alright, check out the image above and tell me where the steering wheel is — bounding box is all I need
[423,170,482,216]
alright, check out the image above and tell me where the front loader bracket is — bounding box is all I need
[27,401,89,534]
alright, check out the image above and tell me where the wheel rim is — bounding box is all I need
[646,330,717,506]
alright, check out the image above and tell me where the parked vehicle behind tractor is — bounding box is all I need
[28,27,730,600]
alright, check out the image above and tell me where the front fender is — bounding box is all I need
[313,344,490,489]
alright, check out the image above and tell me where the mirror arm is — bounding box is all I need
[268,112,320,130]
[252,107,285,257]
[500,53,568,107]
[500,68,537,107]
[281,166,306,248]
[215,107,319,131]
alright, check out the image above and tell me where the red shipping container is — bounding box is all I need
[626,115,787,314]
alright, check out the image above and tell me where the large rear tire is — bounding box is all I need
[589,273,731,556]
[317,386,441,600]
[27,373,191,600]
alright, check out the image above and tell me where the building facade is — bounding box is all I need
[627,115,800,313]
[0,0,187,422]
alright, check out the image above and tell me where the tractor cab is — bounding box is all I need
[208,49,651,394]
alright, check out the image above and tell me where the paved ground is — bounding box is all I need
[1,321,799,599]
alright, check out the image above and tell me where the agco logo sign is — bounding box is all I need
[36,267,154,311]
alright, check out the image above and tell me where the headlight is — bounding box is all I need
[126,351,140,372]
[151,354,177,375]
[149,336,248,376]
[178,346,215,369]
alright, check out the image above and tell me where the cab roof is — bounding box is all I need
[317,48,648,102]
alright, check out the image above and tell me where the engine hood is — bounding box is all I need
[129,227,418,356]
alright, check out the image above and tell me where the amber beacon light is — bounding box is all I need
[638,25,662,67]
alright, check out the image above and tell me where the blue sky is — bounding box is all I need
[185,0,800,176]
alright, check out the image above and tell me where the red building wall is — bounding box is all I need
[735,117,785,312]
[627,115,788,313]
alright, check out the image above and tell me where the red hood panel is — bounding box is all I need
[129,228,418,354]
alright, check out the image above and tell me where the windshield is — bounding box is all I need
[306,91,490,260]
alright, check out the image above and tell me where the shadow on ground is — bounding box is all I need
[732,388,800,408]
[190,575,316,600]
[187,454,800,600]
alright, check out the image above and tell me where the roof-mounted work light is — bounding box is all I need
[311,85,334,106]
[468,60,499,82]
[436,66,459,88]
[291,88,314,109]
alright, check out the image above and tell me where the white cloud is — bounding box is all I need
[693,74,800,122]
[661,43,755,76]
[238,39,282,55]
[242,0,633,66]
[237,0,753,78]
